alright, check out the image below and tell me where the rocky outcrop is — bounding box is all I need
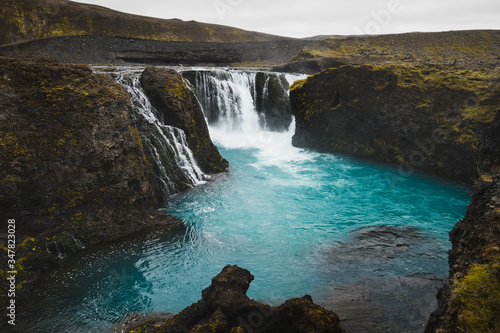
[290,64,500,181]
[0,57,183,305]
[118,265,341,333]
[271,51,348,75]
[425,114,500,332]
[140,67,228,173]
[255,72,293,131]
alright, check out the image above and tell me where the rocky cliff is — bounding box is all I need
[0,57,227,308]
[116,265,342,333]
[425,114,500,333]
[290,64,500,181]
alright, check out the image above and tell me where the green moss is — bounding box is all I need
[368,64,496,94]
[67,192,84,208]
[1,175,23,184]
[290,79,307,92]
[163,79,188,100]
[0,236,40,292]
[452,245,500,332]
[0,132,31,161]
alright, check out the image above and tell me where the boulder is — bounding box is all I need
[123,265,342,333]
[255,72,293,131]
[140,67,228,173]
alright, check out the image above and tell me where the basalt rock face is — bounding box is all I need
[290,64,500,182]
[140,67,228,174]
[255,72,293,131]
[0,56,181,302]
[425,114,500,332]
[121,265,342,333]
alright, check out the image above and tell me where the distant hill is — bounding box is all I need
[0,0,292,46]
[273,30,500,73]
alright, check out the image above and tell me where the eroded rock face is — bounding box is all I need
[140,67,228,173]
[425,114,500,332]
[290,64,500,182]
[120,265,342,333]
[255,72,293,132]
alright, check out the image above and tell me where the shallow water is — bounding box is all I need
[19,124,471,332]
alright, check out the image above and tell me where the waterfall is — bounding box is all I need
[181,69,307,149]
[100,68,207,197]
[95,67,304,195]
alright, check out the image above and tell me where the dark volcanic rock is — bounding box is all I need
[0,56,182,307]
[123,265,341,333]
[426,114,500,332]
[271,56,347,75]
[255,72,293,131]
[318,226,449,280]
[290,64,500,182]
[321,275,444,333]
[140,67,228,174]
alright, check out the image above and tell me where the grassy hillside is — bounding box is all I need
[299,30,500,65]
[0,0,291,46]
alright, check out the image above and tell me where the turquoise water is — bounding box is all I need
[20,127,471,333]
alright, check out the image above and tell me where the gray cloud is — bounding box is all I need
[75,0,500,38]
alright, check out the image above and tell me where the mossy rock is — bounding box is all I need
[140,67,228,174]
[290,63,500,182]
[0,56,179,308]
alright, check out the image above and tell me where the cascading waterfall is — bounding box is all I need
[181,69,307,148]
[19,67,472,333]
[101,68,207,197]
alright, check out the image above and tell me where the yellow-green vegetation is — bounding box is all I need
[291,78,321,121]
[297,30,500,65]
[163,80,188,100]
[0,132,31,162]
[369,64,500,147]
[1,175,23,184]
[0,236,39,291]
[452,245,500,333]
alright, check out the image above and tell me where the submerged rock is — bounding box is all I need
[140,67,228,173]
[315,226,448,332]
[320,274,444,333]
[290,64,500,182]
[318,226,449,281]
[121,265,342,333]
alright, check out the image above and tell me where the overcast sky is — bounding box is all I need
[75,0,500,38]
